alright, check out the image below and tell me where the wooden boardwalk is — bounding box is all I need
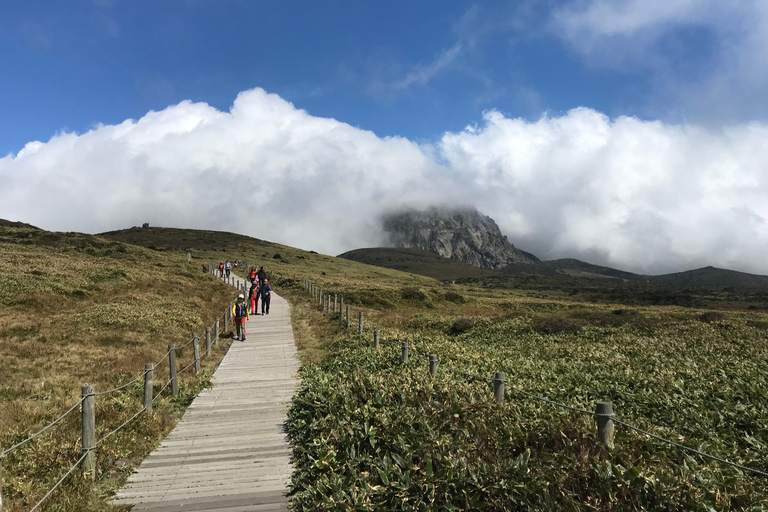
[113,278,298,511]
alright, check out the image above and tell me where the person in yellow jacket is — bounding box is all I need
[232,294,250,341]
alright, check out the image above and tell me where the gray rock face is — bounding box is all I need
[382,207,535,269]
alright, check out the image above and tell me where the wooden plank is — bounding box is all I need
[112,289,298,511]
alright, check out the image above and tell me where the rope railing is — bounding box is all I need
[93,373,145,397]
[0,398,85,459]
[1,263,241,511]
[411,338,768,479]
[303,276,768,481]
[28,450,91,512]
[96,406,148,447]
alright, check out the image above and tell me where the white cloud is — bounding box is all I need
[1,88,767,275]
[549,0,768,121]
[390,43,464,90]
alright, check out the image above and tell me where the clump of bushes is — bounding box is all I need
[697,311,726,323]
[451,317,475,335]
[531,315,582,334]
[444,291,466,304]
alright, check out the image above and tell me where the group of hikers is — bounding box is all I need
[228,264,271,341]
[217,260,246,278]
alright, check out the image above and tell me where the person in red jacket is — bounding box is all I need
[248,280,260,315]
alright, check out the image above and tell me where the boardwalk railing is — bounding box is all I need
[302,278,768,480]
[0,271,244,512]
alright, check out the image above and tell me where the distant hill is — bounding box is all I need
[382,207,535,269]
[341,247,768,295]
[0,219,39,229]
[338,247,496,281]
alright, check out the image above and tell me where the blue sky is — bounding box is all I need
[1,0,749,155]
[1,1,767,273]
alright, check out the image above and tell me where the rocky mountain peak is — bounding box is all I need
[382,207,535,269]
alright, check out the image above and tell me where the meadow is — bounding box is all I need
[281,280,768,510]
[100,227,768,510]
[0,224,233,511]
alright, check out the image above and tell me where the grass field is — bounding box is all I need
[0,223,235,511]
[97,226,768,510]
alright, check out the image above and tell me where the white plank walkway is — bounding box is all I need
[113,273,298,511]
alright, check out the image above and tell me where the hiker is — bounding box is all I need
[225,260,231,278]
[260,278,271,315]
[232,294,249,340]
[257,266,266,283]
[249,280,260,315]
[249,267,258,285]
[218,261,224,277]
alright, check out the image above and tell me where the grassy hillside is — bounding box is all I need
[338,247,497,281]
[0,223,234,511]
[340,247,768,309]
[98,226,768,509]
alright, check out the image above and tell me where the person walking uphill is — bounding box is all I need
[232,294,250,341]
[257,266,266,283]
[260,279,271,315]
[248,280,260,315]
[225,260,231,278]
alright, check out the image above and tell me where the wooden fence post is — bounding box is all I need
[340,298,345,322]
[374,330,379,349]
[205,327,211,357]
[81,385,96,479]
[224,306,229,332]
[214,318,219,345]
[169,345,178,396]
[144,364,153,412]
[596,401,615,449]
[429,354,438,376]
[333,294,337,313]
[319,289,323,307]
[193,335,201,373]
[402,342,409,363]
[358,312,363,335]
[494,372,505,404]
[346,305,350,329]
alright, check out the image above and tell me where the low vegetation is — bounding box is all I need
[288,292,768,510]
[0,224,233,511]
[94,226,768,510]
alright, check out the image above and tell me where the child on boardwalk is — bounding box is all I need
[232,293,250,341]
[260,279,271,315]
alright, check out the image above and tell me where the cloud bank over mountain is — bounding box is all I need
[1,87,766,274]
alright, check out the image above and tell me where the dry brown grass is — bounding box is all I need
[0,226,234,511]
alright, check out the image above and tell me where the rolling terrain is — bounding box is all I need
[7,222,767,510]
[340,247,768,309]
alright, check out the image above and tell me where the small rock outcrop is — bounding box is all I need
[382,207,535,269]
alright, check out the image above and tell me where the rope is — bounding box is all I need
[380,335,768,479]
[178,359,197,375]
[611,417,768,478]
[152,378,174,403]
[96,407,147,447]
[152,349,171,371]
[506,386,595,417]
[94,373,145,396]
[0,397,85,458]
[177,336,195,349]
[28,449,90,512]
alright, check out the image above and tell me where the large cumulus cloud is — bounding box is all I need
[1,88,766,274]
